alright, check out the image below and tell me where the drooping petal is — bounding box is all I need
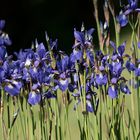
[120,82,131,94]
[135,68,140,76]
[28,92,41,105]
[32,82,41,90]
[118,42,126,56]
[86,100,94,112]
[70,49,82,63]
[95,73,108,86]
[108,85,118,99]
[111,78,118,84]
[138,42,140,49]
[117,14,128,27]
[125,60,135,72]
[3,34,12,46]
[43,91,56,99]
[4,83,20,96]
[87,28,95,36]
[68,83,76,92]
[72,93,80,97]
[135,8,140,12]
[4,80,22,96]
[109,62,123,77]
[58,79,69,92]
[124,9,133,15]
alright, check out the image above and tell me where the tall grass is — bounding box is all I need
[1,0,140,140]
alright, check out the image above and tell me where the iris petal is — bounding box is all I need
[108,86,118,99]
[28,92,41,105]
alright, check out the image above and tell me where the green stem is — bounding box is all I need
[99,87,102,140]
[6,95,10,140]
[93,0,103,52]
[17,96,26,140]
[66,105,71,140]
[113,16,120,47]
[1,89,7,140]
[137,77,140,134]
[76,108,82,140]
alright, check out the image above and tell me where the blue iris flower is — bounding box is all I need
[108,85,118,99]
[0,20,12,46]
[56,54,74,92]
[73,92,96,113]
[95,73,108,86]
[58,78,69,92]
[118,42,126,56]
[110,41,126,57]
[86,50,94,66]
[0,67,5,85]
[36,43,46,59]
[118,0,140,27]
[109,61,123,78]
[117,13,128,27]
[101,55,109,67]
[4,80,22,96]
[28,91,41,105]
[0,46,7,61]
[86,100,94,113]
[126,59,135,72]
[57,55,69,72]
[120,82,131,94]
[111,78,118,84]
[43,91,56,99]
[74,28,94,47]
[70,49,82,63]
[138,42,140,49]
[73,83,98,113]
[22,67,30,82]
[135,64,140,76]
[125,0,140,15]
[0,33,12,46]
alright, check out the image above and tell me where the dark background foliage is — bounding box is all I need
[0,0,126,53]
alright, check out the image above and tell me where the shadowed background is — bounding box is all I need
[0,0,126,53]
